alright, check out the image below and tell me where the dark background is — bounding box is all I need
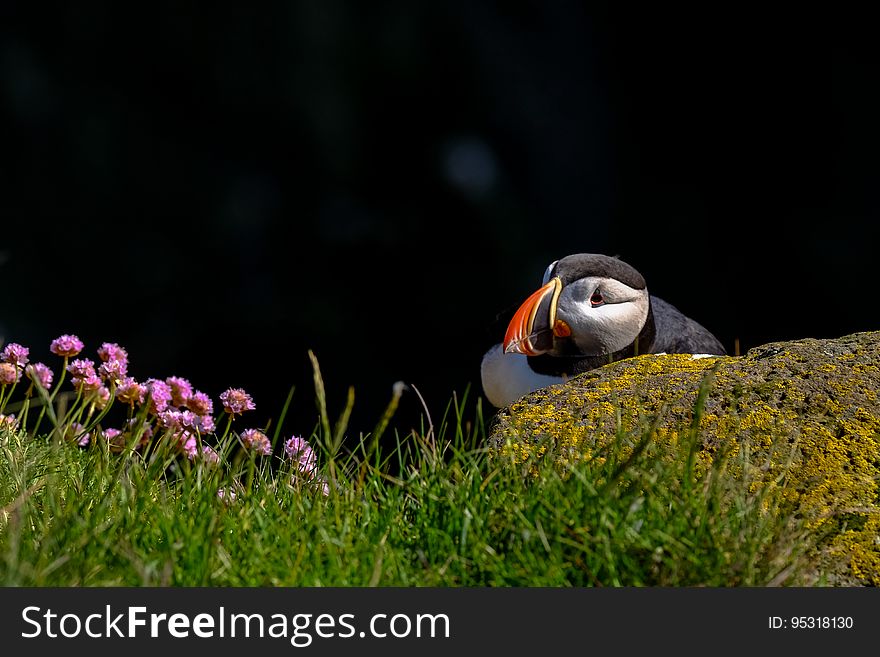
[1,3,876,441]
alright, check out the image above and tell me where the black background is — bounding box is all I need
[1,3,876,441]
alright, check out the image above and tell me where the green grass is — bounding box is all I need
[0,369,822,587]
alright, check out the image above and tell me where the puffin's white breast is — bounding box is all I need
[480,344,565,408]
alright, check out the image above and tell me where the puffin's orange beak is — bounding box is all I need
[503,277,563,356]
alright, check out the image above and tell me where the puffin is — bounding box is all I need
[481,253,726,408]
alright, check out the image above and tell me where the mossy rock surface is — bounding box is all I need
[488,331,880,585]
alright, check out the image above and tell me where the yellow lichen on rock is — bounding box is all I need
[488,331,880,585]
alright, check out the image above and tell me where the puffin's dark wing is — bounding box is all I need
[650,296,726,355]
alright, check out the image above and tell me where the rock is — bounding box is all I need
[488,331,880,585]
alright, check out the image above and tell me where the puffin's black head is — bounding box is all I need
[504,253,652,358]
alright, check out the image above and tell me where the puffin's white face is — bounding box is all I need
[553,276,649,355]
[504,256,651,358]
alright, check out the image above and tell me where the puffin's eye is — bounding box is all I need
[590,289,604,307]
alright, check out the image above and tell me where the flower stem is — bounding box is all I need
[19,395,32,430]
[0,378,21,415]
[34,356,68,436]
[220,413,234,443]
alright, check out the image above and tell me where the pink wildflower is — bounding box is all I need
[180,432,198,459]
[241,428,272,455]
[285,435,325,494]
[186,390,213,416]
[178,410,200,431]
[97,342,128,365]
[198,415,216,433]
[98,358,127,383]
[67,358,96,379]
[158,409,183,430]
[160,410,200,432]
[116,377,146,405]
[166,376,193,407]
[72,374,102,393]
[144,378,172,414]
[0,414,19,430]
[1,343,29,367]
[201,445,220,465]
[65,422,88,446]
[50,334,84,357]
[217,487,237,503]
[0,362,20,385]
[102,428,126,452]
[69,359,100,393]
[284,435,317,471]
[25,362,53,389]
[95,385,111,410]
[220,388,255,415]
[290,471,330,496]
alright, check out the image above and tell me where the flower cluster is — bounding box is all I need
[117,377,146,405]
[1,342,30,385]
[240,428,272,455]
[97,342,128,384]
[187,391,213,416]
[2,334,327,499]
[220,388,255,415]
[285,435,328,495]
[0,363,18,386]
[1,335,234,463]
[68,358,103,393]
[49,335,84,357]
[2,343,29,367]
[217,486,239,504]
[166,376,193,407]
[25,363,54,390]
